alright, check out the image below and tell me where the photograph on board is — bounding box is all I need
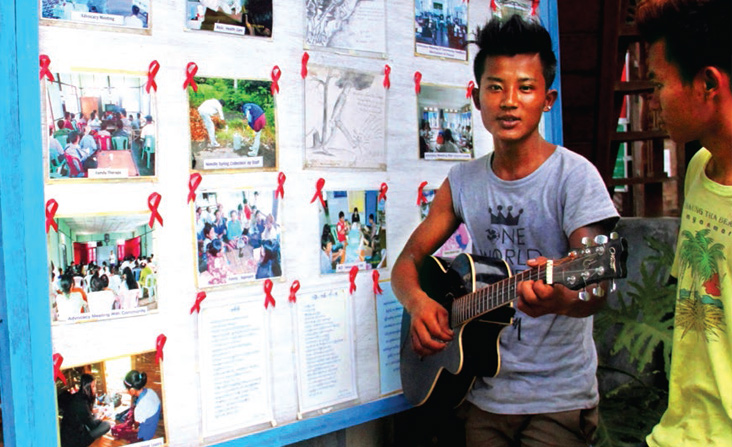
[45,72,157,181]
[48,214,158,324]
[41,0,150,30]
[189,77,277,171]
[414,0,468,60]
[319,190,386,275]
[420,189,472,257]
[55,351,166,446]
[417,84,473,161]
[186,0,273,37]
[304,65,386,170]
[194,189,282,287]
[305,0,386,56]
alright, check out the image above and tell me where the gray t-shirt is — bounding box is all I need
[448,147,619,414]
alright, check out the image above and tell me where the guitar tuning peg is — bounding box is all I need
[610,232,619,240]
[594,234,608,245]
[610,280,617,293]
[581,237,592,247]
[578,290,590,301]
[592,286,605,297]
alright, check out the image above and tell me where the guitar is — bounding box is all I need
[399,234,628,408]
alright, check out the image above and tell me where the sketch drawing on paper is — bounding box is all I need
[305,0,386,55]
[305,65,386,170]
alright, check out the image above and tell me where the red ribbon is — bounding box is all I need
[378,182,388,203]
[183,62,199,92]
[53,353,67,385]
[188,173,202,204]
[417,181,429,205]
[490,0,497,11]
[301,52,309,79]
[148,192,164,229]
[466,81,475,99]
[190,291,207,314]
[45,199,59,234]
[531,0,540,15]
[146,60,160,94]
[39,55,54,82]
[264,279,275,309]
[349,266,358,294]
[156,334,167,364]
[271,66,281,96]
[289,280,300,303]
[414,71,422,95]
[372,270,383,295]
[276,172,286,199]
[244,205,252,220]
[311,178,326,208]
[383,64,391,89]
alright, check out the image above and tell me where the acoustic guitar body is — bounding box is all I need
[400,254,515,408]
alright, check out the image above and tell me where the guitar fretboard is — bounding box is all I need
[449,264,547,328]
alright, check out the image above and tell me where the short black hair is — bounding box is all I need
[637,0,731,84]
[124,370,147,390]
[472,15,557,89]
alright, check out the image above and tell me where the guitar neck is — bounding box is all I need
[449,262,552,328]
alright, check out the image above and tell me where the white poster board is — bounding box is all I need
[199,298,274,437]
[294,287,358,414]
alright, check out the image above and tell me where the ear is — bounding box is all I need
[472,86,481,110]
[543,89,558,112]
[699,66,729,100]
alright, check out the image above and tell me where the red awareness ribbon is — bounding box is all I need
[53,353,67,385]
[264,279,276,309]
[276,172,286,199]
[289,280,300,303]
[156,334,167,364]
[466,81,475,99]
[45,199,59,234]
[383,64,391,89]
[372,270,383,295]
[188,173,202,204]
[39,55,54,82]
[490,0,497,11]
[183,62,199,92]
[349,266,358,294]
[301,52,309,79]
[146,60,160,94]
[531,0,540,15]
[417,181,429,206]
[190,291,207,314]
[311,178,326,208]
[378,182,388,203]
[414,71,422,95]
[148,192,164,229]
[271,66,281,96]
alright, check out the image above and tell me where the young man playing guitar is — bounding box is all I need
[392,15,619,446]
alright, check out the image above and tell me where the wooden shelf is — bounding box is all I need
[614,80,655,94]
[608,175,675,186]
[611,130,668,142]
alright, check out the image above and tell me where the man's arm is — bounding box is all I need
[517,223,611,318]
[392,179,461,356]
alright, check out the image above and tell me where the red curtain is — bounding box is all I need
[124,237,141,259]
[73,242,86,265]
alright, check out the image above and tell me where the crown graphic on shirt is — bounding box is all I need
[489,205,523,226]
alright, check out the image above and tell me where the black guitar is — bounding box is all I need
[399,234,628,408]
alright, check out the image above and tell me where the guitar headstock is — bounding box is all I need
[550,233,628,293]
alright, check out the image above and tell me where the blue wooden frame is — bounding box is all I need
[0,2,562,446]
[540,0,564,146]
[0,1,59,446]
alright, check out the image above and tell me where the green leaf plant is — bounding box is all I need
[593,236,676,447]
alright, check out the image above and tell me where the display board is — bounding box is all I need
[0,1,566,446]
